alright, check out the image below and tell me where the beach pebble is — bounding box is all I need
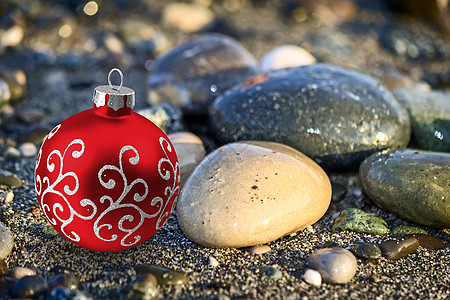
[136,102,183,134]
[332,208,388,235]
[391,225,427,236]
[19,142,38,157]
[10,275,48,298]
[405,234,445,250]
[47,288,93,300]
[177,141,331,248]
[379,237,419,260]
[48,273,79,290]
[168,132,206,185]
[246,244,271,255]
[9,266,36,279]
[0,222,13,259]
[0,170,23,187]
[208,256,219,267]
[394,88,450,152]
[43,223,60,238]
[0,69,26,101]
[360,149,450,228]
[353,242,382,260]
[163,3,215,33]
[260,45,316,71]
[307,248,357,284]
[135,265,189,286]
[132,274,159,299]
[265,266,282,280]
[303,269,322,286]
[210,64,410,170]
[3,147,21,158]
[148,34,257,115]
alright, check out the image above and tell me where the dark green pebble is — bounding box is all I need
[391,225,427,236]
[265,266,282,280]
[48,273,79,290]
[379,237,419,260]
[353,242,382,260]
[0,170,23,187]
[135,265,188,286]
[360,149,450,228]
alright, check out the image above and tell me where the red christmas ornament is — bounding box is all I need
[35,69,180,251]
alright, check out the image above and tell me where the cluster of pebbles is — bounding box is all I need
[0,0,449,299]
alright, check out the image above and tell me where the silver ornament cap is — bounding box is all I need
[93,68,135,111]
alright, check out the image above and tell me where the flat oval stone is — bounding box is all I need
[148,33,257,115]
[360,149,450,228]
[405,234,445,250]
[177,141,331,248]
[0,170,23,187]
[210,64,410,170]
[307,248,357,284]
[246,244,271,255]
[394,88,450,152]
[353,242,382,260]
[331,208,388,235]
[132,274,159,298]
[135,265,188,286]
[379,237,419,260]
[9,266,36,279]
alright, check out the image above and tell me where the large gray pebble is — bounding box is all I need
[210,64,410,170]
[0,222,13,259]
[148,33,257,115]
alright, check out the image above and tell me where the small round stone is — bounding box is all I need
[303,269,322,286]
[9,266,36,279]
[10,275,48,298]
[307,248,358,284]
[265,266,282,280]
[379,237,419,260]
[208,256,219,267]
[353,243,382,260]
[405,234,445,250]
[163,2,214,33]
[246,244,271,255]
[19,142,38,157]
[0,222,13,259]
[260,45,316,71]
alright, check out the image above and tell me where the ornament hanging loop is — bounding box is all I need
[108,68,123,92]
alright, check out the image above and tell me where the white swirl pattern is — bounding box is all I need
[36,125,180,247]
[36,135,97,242]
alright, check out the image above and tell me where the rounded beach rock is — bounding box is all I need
[307,248,358,284]
[148,33,257,115]
[168,132,206,185]
[260,45,316,71]
[176,141,331,248]
[360,149,450,228]
[210,64,411,170]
